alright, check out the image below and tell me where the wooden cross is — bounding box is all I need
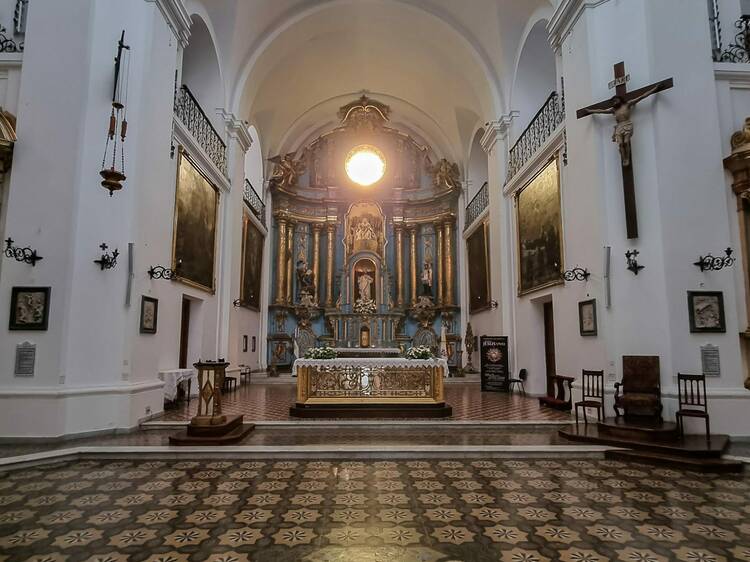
[577,62,673,239]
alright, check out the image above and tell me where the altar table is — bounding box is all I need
[158,369,198,402]
[290,358,452,418]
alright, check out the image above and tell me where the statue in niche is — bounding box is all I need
[428,158,460,190]
[269,152,306,190]
[353,262,377,314]
[421,262,433,296]
[296,259,315,299]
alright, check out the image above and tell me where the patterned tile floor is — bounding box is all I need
[1,457,749,561]
[154,382,572,422]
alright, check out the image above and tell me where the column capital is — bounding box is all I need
[274,211,290,223]
[217,109,253,153]
[312,222,325,232]
[481,112,519,154]
[145,0,191,48]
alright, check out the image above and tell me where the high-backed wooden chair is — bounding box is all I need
[574,370,605,424]
[614,356,662,422]
[508,368,527,396]
[676,373,710,441]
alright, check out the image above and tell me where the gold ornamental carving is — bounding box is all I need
[427,158,461,190]
[269,152,306,190]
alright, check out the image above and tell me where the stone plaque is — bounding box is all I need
[700,344,720,377]
[14,341,36,376]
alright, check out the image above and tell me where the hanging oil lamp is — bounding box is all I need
[100,30,130,196]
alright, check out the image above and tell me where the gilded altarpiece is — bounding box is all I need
[267,96,463,371]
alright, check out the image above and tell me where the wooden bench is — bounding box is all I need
[539,375,575,411]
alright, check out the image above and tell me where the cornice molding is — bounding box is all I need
[145,0,191,48]
[548,0,613,53]
[218,109,253,153]
[480,111,518,154]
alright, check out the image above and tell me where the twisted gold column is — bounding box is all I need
[435,222,444,305]
[312,223,322,304]
[286,220,296,304]
[325,222,336,307]
[275,217,288,305]
[409,226,417,305]
[395,224,404,307]
[443,218,454,306]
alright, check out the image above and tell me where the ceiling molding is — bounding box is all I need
[480,112,518,155]
[218,109,253,153]
[547,0,613,53]
[145,0,191,48]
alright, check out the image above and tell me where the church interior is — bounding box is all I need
[1,0,750,560]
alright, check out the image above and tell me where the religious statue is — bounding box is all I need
[296,259,315,297]
[358,271,373,302]
[269,152,306,189]
[421,262,433,296]
[577,84,664,167]
[353,217,377,241]
[428,158,460,190]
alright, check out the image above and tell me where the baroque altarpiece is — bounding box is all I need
[267,96,462,371]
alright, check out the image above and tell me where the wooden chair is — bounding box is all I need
[574,370,605,424]
[508,369,527,396]
[676,373,710,441]
[614,356,662,422]
[538,375,575,411]
[222,375,238,393]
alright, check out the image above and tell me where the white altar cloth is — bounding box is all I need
[158,369,198,401]
[292,357,449,378]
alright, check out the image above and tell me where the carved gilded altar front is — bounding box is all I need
[267,96,462,370]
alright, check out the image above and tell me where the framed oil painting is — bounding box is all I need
[172,147,219,293]
[467,222,490,313]
[139,296,158,334]
[241,209,264,310]
[516,157,563,295]
[9,287,50,331]
[579,298,598,336]
[688,291,726,333]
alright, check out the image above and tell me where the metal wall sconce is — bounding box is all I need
[94,243,119,270]
[489,300,499,309]
[148,259,181,280]
[625,250,644,275]
[4,237,42,266]
[563,267,591,282]
[233,299,244,308]
[694,248,735,272]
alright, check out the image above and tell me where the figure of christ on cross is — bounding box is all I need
[577,62,673,239]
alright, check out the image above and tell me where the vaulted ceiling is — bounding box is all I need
[185,0,557,164]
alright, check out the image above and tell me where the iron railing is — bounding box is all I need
[244,179,266,226]
[174,84,227,176]
[464,181,488,231]
[716,15,750,62]
[506,91,564,182]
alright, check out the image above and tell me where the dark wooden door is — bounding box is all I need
[178,298,191,369]
[543,301,556,396]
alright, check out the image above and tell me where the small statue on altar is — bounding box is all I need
[296,259,315,297]
[358,271,373,302]
[421,261,433,296]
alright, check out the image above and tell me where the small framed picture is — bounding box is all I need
[578,299,597,336]
[9,287,51,331]
[688,291,726,333]
[140,296,158,334]
[242,335,248,353]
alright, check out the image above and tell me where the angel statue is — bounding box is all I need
[428,158,461,190]
[268,152,306,189]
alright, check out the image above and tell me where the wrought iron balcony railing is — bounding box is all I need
[506,91,564,183]
[244,179,266,226]
[174,84,227,176]
[464,181,488,231]
[715,15,750,62]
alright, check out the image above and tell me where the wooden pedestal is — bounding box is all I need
[169,414,254,445]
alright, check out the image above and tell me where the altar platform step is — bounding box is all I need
[560,417,742,472]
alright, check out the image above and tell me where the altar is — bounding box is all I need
[290,357,452,418]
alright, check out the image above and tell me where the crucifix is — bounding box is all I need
[577,62,673,239]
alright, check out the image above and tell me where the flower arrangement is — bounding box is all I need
[353,298,377,314]
[405,345,435,360]
[304,346,338,360]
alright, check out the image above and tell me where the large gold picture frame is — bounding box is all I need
[172,147,219,293]
[241,209,264,310]
[467,221,491,313]
[516,157,564,295]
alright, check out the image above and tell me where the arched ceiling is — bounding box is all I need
[186,0,555,163]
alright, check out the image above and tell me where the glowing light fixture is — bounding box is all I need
[345,145,385,186]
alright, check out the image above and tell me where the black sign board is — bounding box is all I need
[480,336,509,392]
